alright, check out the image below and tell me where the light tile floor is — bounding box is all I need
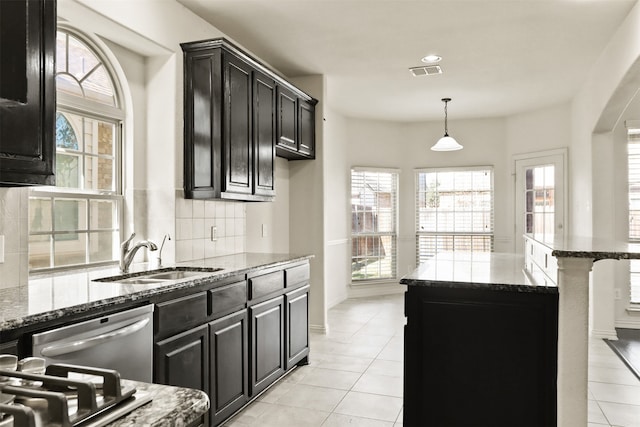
[224,293,640,427]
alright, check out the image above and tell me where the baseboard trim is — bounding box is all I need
[309,323,327,334]
[615,320,640,329]
[591,328,618,341]
[348,282,406,299]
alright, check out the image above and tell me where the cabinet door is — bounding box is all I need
[285,285,310,370]
[222,53,253,197]
[253,71,276,197]
[276,86,297,152]
[183,48,222,199]
[297,99,315,159]
[0,0,56,186]
[403,286,558,426]
[249,296,285,396]
[155,324,209,396]
[210,310,248,426]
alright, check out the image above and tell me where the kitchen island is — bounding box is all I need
[402,237,640,427]
[401,252,558,426]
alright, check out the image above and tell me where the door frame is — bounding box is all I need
[513,148,568,254]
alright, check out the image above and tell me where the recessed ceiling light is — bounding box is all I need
[421,54,442,63]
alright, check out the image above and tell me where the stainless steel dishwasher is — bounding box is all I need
[31,304,154,382]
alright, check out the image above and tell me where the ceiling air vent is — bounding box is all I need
[409,65,442,77]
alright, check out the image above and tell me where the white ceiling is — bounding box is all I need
[177,0,637,122]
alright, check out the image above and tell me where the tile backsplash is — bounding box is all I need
[0,188,29,289]
[174,190,246,263]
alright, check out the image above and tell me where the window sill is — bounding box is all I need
[351,278,399,287]
[625,304,640,314]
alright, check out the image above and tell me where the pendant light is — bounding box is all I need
[431,97,463,151]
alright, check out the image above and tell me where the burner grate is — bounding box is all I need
[0,364,145,427]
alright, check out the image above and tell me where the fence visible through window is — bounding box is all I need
[416,167,494,265]
[351,169,398,281]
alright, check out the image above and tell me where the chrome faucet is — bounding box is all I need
[120,232,158,273]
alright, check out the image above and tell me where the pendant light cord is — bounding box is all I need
[443,100,449,136]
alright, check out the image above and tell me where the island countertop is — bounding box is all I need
[108,380,209,427]
[400,251,558,294]
[526,234,640,260]
[0,252,312,333]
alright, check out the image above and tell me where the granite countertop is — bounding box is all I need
[0,252,312,333]
[400,251,558,294]
[525,234,640,260]
[108,380,209,426]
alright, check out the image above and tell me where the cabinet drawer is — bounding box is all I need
[208,281,247,318]
[285,264,310,288]
[155,292,208,340]
[524,236,558,285]
[249,270,284,300]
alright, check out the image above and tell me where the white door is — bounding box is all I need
[514,149,567,254]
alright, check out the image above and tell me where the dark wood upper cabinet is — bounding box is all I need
[223,53,253,198]
[276,86,297,152]
[253,71,276,197]
[181,38,315,201]
[0,0,56,186]
[276,87,317,160]
[298,99,316,158]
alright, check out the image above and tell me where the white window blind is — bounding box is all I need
[351,168,398,281]
[415,167,494,265]
[628,130,640,303]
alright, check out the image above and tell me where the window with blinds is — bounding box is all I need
[351,168,398,281]
[29,28,124,271]
[628,130,640,303]
[415,167,494,265]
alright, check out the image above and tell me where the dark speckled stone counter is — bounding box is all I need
[528,234,640,261]
[400,252,558,294]
[108,380,209,426]
[0,252,312,333]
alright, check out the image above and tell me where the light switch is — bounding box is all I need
[0,235,4,263]
[210,226,217,242]
[262,224,268,238]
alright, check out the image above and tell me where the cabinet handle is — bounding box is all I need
[40,318,150,358]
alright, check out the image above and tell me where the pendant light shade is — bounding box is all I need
[431,97,463,151]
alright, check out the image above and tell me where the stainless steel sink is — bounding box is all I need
[96,267,223,285]
[117,278,167,285]
[146,271,210,280]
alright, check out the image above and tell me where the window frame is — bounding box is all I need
[415,166,495,265]
[350,167,400,283]
[628,127,640,304]
[29,27,125,272]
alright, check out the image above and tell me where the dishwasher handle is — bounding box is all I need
[40,317,151,358]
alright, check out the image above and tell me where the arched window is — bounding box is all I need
[29,28,124,270]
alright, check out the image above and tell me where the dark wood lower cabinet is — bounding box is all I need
[0,340,18,355]
[404,286,558,427]
[152,261,310,426]
[285,285,310,369]
[249,296,285,397]
[209,310,249,426]
[155,324,210,396]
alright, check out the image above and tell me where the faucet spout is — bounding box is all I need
[120,233,158,273]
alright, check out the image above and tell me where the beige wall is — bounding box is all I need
[572,0,640,330]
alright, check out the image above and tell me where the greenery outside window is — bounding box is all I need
[415,167,494,265]
[29,28,124,271]
[351,168,399,282]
